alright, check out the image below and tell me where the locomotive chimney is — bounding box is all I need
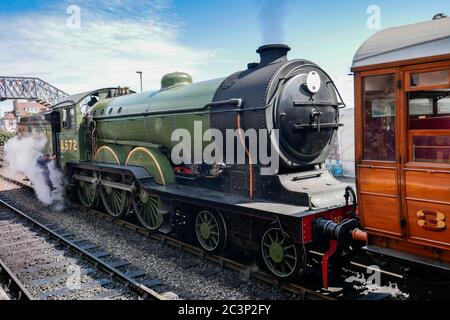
[256,44,291,66]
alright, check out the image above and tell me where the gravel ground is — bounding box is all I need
[0,169,296,300]
[0,207,143,300]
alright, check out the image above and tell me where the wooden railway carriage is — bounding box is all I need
[352,16,450,278]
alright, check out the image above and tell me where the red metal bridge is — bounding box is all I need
[0,77,69,107]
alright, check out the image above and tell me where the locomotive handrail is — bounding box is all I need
[293,100,339,106]
[293,123,344,130]
[204,98,243,108]
[267,63,347,108]
[92,104,274,121]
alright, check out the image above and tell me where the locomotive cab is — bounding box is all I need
[50,88,135,167]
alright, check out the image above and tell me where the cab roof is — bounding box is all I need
[52,88,136,109]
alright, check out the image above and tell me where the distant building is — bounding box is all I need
[13,100,47,119]
[1,112,17,133]
[0,100,47,133]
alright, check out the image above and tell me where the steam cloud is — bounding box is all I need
[4,136,65,210]
[258,0,288,44]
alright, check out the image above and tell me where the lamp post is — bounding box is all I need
[136,71,143,93]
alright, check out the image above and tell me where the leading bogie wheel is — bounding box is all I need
[261,227,301,279]
[195,210,227,254]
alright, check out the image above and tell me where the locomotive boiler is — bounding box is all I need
[42,44,365,282]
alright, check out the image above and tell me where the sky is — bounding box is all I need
[0,0,449,115]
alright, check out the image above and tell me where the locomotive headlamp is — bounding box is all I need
[306,71,321,94]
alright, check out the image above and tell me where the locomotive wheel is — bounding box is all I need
[195,210,227,254]
[99,173,127,218]
[76,170,98,208]
[132,188,164,231]
[261,228,300,279]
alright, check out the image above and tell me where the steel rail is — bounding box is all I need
[0,257,33,300]
[93,209,333,300]
[0,193,164,300]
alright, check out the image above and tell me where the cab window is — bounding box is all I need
[69,107,76,129]
[62,108,68,129]
[62,106,76,130]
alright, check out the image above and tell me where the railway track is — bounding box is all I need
[0,171,402,300]
[0,255,33,300]
[0,193,171,300]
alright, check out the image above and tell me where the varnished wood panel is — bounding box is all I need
[358,167,397,196]
[360,194,401,235]
[405,171,450,203]
[406,200,450,247]
[370,235,450,263]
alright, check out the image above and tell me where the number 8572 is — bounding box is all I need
[60,139,78,151]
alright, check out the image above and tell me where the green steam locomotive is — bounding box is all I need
[25,45,364,282]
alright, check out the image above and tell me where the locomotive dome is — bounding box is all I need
[161,72,193,90]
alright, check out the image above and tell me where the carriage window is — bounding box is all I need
[409,92,450,130]
[410,70,449,88]
[411,135,450,164]
[409,98,433,115]
[438,97,450,114]
[362,74,396,161]
[409,92,450,163]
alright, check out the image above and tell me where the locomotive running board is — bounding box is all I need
[68,161,341,218]
[141,181,339,219]
[365,245,450,273]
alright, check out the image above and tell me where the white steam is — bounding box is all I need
[4,136,65,209]
[258,0,288,44]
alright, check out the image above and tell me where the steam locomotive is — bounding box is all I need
[15,16,450,298]
[20,44,365,284]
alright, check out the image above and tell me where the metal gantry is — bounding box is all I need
[0,77,68,107]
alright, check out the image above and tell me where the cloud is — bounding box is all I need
[0,1,218,94]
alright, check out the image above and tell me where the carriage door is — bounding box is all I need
[403,64,450,246]
[356,70,403,236]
